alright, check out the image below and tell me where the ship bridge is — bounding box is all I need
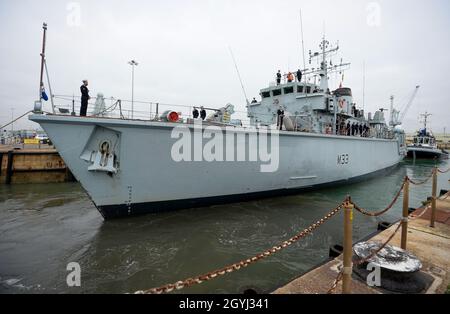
[247,79,356,129]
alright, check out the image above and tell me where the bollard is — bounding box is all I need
[342,199,353,294]
[401,178,409,249]
[430,168,437,228]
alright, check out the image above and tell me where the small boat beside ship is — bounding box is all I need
[407,112,449,160]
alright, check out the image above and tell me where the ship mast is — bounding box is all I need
[307,37,350,91]
[420,112,432,131]
[39,23,47,100]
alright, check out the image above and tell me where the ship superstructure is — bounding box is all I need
[247,38,395,141]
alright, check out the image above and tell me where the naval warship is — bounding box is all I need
[30,28,407,219]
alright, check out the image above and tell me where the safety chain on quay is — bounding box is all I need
[135,168,447,295]
[327,171,446,294]
[409,204,431,221]
[352,178,407,217]
[135,202,345,294]
[327,177,410,294]
[442,191,450,201]
[408,172,435,186]
[328,203,435,294]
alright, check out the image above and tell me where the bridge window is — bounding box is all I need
[306,86,311,94]
[297,86,303,93]
[272,89,282,96]
[284,87,294,94]
[262,91,271,98]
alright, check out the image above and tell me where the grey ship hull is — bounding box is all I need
[30,114,406,219]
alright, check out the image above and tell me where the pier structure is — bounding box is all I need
[0,145,74,184]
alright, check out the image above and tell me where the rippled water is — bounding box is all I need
[0,159,449,294]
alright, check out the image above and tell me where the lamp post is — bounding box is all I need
[128,60,139,119]
[11,108,14,132]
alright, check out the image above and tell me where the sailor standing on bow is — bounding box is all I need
[80,80,90,117]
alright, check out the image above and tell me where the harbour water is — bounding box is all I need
[0,159,449,294]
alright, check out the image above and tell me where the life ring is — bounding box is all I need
[338,99,345,109]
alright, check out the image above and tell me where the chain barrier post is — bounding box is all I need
[430,167,437,228]
[401,177,409,249]
[342,197,353,294]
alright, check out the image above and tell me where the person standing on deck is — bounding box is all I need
[193,108,199,119]
[287,72,294,83]
[340,120,345,135]
[276,70,282,85]
[80,80,90,117]
[296,69,302,82]
[200,106,207,120]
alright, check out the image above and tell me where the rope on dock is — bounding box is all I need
[134,202,345,294]
[438,167,450,174]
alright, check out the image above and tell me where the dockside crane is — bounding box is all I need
[390,85,420,126]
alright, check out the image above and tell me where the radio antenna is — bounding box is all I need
[363,61,366,111]
[228,46,249,105]
[299,9,306,71]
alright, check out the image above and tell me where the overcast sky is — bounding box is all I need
[1,0,449,133]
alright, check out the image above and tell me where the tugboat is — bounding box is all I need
[407,112,449,160]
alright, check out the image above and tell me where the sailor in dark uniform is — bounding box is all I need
[80,80,90,117]
[296,69,302,82]
[277,109,285,130]
[193,108,199,119]
[200,106,207,120]
[276,70,282,85]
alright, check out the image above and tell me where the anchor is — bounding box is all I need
[88,140,118,174]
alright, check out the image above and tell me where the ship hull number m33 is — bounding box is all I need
[338,154,349,165]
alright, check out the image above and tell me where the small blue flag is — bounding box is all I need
[41,89,48,101]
